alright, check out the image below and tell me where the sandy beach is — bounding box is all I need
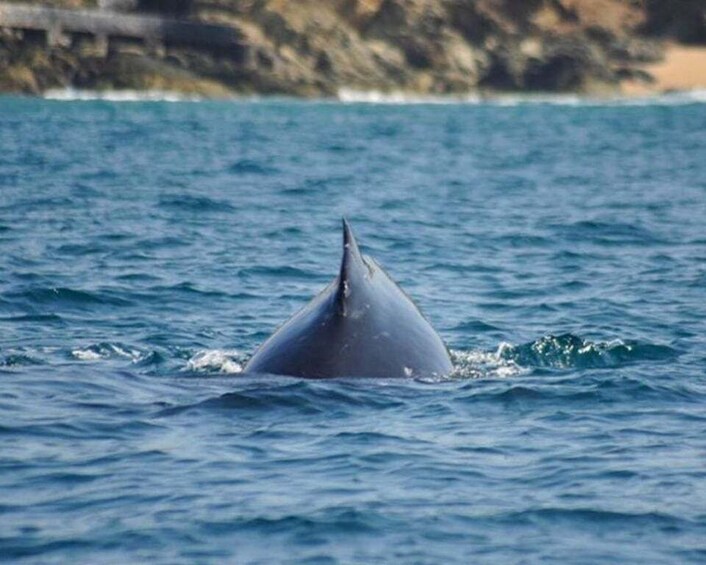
[624,44,706,95]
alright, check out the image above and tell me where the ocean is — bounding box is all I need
[1,94,705,563]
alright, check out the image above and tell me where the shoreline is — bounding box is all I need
[17,44,706,105]
[16,86,704,105]
[2,42,703,105]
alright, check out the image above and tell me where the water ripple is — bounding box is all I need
[1,98,704,564]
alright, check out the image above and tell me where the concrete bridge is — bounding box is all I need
[0,1,244,53]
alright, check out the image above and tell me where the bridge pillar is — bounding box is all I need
[46,24,69,47]
[94,33,109,57]
[144,37,165,57]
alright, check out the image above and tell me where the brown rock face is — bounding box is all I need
[1,0,705,96]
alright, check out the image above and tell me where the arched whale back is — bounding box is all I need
[244,220,453,378]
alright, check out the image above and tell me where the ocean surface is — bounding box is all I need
[1,93,705,564]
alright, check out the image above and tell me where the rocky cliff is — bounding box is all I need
[1,0,705,96]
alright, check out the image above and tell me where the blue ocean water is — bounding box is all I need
[1,94,705,563]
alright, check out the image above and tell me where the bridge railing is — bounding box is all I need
[0,2,243,50]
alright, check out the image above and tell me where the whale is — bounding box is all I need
[244,219,453,378]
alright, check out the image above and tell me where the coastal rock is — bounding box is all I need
[0,0,704,96]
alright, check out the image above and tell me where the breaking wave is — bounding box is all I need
[496,333,678,370]
[447,349,527,380]
[13,334,676,378]
[71,342,150,363]
[337,88,706,106]
[184,349,246,374]
[43,88,207,102]
[39,87,706,107]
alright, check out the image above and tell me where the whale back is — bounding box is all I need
[244,220,453,378]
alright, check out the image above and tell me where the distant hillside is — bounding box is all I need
[1,0,705,96]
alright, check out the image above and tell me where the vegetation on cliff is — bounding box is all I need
[1,0,705,96]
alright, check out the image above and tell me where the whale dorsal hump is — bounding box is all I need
[243,219,453,378]
[336,218,371,316]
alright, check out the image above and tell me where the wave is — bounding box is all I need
[548,220,666,245]
[495,507,687,527]
[71,342,148,363]
[0,314,65,324]
[6,286,131,308]
[41,86,706,106]
[10,333,676,378]
[180,347,524,380]
[229,158,279,175]
[161,379,412,418]
[337,88,706,107]
[158,194,236,213]
[1,352,44,367]
[337,88,484,105]
[178,346,525,380]
[447,349,527,380]
[441,333,675,379]
[497,333,677,370]
[184,349,246,374]
[43,88,206,102]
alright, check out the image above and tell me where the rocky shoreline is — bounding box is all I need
[1,0,706,97]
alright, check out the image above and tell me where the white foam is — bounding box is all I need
[43,88,205,102]
[71,348,103,361]
[185,349,244,374]
[337,88,706,107]
[449,348,527,380]
[71,343,144,362]
[337,88,483,105]
[41,86,706,106]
